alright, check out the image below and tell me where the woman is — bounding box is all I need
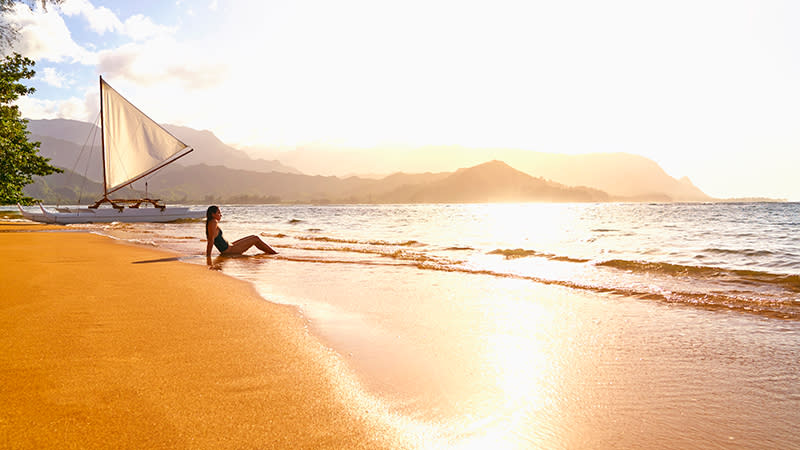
[205,205,277,266]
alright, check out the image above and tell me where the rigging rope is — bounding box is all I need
[78,113,101,205]
[56,112,101,206]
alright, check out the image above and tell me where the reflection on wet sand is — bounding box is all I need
[230,259,800,449]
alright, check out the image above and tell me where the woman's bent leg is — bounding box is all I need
[254,238,278,254]
[223,235,277,255]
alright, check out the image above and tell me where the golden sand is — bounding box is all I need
[0,225,403,449]
[0,221,65,232]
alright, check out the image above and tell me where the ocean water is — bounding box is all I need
[89,202,800,320]
[16,202,800,447]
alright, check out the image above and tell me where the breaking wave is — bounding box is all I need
[262,231,422,247]
[597,259,800,293]
[488,248,590,263]
[264,233,800,321]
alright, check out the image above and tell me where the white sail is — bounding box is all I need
[101,78,191,193]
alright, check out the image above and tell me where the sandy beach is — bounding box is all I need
[3,208,800,449]
[0,224,405,449]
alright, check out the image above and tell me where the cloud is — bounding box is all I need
[122,14,177,41]
[59,0,122,34]
[17,94,93,122]
[96,38,229,90]
[59,0,175,40]
[39,67,69,87]
[4,0,179,70]
[5,3,96,64]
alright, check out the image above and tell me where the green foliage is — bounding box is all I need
[22,167,103,204]
[0,53,62,204]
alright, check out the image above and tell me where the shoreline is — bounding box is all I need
[0,223,412,448]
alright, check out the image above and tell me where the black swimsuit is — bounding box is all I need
[213,228,229,252]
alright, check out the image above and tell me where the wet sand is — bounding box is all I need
[0,225,406,449]
[228,253,800,449]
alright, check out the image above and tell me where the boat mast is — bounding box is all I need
[99,75,108,199]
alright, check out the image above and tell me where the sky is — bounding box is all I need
[5,0,800,200]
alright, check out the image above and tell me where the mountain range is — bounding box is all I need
[24,118,711,204]
[144,160,609,204]
[243,144,708,201]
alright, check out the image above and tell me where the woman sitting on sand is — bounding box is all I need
[205,205,277,266]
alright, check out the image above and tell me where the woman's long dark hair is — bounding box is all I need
[206,205,219,239]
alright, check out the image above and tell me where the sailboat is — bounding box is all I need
[19,76,205,224]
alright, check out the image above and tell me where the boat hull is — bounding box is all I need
[18,204,205,224]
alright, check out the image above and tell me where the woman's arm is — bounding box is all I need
[206,220,217,266]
